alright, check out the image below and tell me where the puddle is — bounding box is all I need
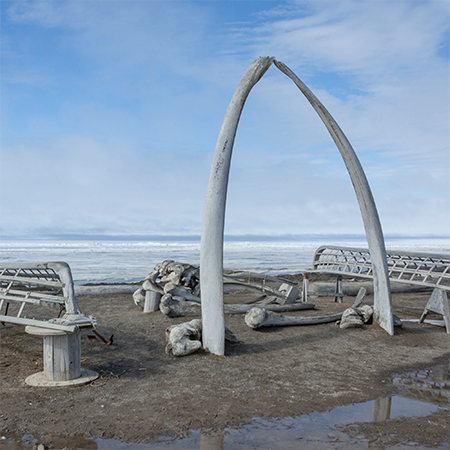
[2,365,449,450]
[393,365,450,405]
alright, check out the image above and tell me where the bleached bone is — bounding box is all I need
[165,319,202,356]
[225,270,294,284]
[359,304,374,323]
[142,278,164,294]
[143,260,200,295]
[149,260,199,288]
[164,282,201,303]
[278,283,300,304]
[133,288,162,312]
[200,57,276,355]
[143,290,162,312]
[222,275,297,303]
[160,294,195,317]
[340,305,375,329]
[339,305,402,329]
[164,319,238,356]
[274,60,392,335]
[160,294,315,318]
[201,57,393,355]
[245,308,345,329]
[139,260,301,315]
[245,293,366,329]
[133,288,146,307]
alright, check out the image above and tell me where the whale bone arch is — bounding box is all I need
[200,57,393,355]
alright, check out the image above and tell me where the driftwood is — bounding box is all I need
[159,294,315,318]
[245,288,367,329]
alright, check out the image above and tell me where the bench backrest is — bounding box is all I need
[312,246,450,291]
[0,261,98,332]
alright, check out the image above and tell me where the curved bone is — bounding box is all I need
[200,57,393,355]
[200,57,275,355]
[274,60,392,335]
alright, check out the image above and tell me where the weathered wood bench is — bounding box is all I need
[302,246,450,333]
[0,262,99,386]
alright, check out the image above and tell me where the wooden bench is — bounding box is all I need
[0,262,99,386]
[302,246,450,333]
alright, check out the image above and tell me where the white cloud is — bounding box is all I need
[0,137,211,236]
[232,2,449,237]
[1,0,449,238]
[5,0,239,88]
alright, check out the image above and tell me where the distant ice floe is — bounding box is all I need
[0,238,448,284]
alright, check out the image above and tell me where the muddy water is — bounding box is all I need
[2,365,449,450]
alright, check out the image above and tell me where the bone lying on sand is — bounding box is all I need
[159,293,315,318]
[245,287,367,329]
[165,319,238,356]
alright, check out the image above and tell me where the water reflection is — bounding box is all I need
[199,432,224,450]
[2,364,448,450]
[0,432,98,449]
[372,397,391,422]
[5,396,442,450]
[393,364,450,405]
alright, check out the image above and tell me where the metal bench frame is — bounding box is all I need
[0,262,98,386]
[302,246,450,333]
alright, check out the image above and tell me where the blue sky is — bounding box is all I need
[1,0,449,239]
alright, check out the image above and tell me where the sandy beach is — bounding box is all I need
[1,274,449,449]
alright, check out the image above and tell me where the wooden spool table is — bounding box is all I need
[25,324,98,387]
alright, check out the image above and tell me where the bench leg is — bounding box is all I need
[301,274,309,302]
[419,288,450,334]
[334,275,343,303]
[25,326,99,386]
[43,330,81,381]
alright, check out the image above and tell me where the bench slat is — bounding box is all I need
[0,291,67,304]
[311,246,450,291]
[0,275,64,289]
[0,315,77,332]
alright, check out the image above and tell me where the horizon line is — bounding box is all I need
[1,233,449,242]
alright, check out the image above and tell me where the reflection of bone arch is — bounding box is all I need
[200,57,393,355]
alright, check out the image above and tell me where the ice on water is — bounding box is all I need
[1,238,449,284]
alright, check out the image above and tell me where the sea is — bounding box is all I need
[1,236,449,285]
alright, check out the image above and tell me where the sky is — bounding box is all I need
[1,0,449,240]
